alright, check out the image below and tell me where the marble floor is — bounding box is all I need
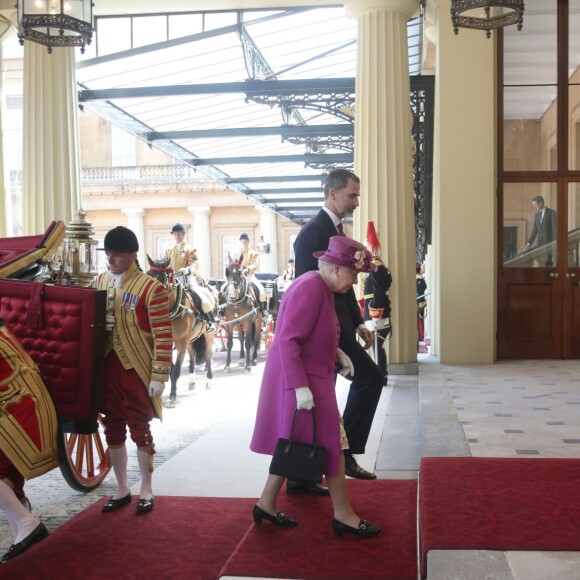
[417,358,580,580]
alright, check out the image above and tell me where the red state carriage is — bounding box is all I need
[0,221,110,491]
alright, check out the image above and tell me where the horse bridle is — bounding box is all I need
[225,264,252,306]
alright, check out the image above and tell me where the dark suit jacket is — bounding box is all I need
[528,207,557,247]
[293,209,364,328]
[363,260,392,321]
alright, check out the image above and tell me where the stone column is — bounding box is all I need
[0,21,16,237]
[188,206,212,278]
[22,43,81,234]
[345,0,419,365]
[256,205,278,274]
[426,0,495,363]
[122,208,146,268]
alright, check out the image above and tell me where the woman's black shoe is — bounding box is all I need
[136,497,155,514]
[252,504,297,527]
[1,522,49,562]
[332,518,381,537]
[102,493,131,512]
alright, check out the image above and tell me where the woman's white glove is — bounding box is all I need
[336,348,354,377]
[105,313,115,331]
[148,380,165,397]
[295,386,314,410]
[178,267,189,275]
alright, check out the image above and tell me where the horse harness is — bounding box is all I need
[148,264,200,321]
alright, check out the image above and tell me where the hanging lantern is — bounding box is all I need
[17,0,94,54]
[450,0,524,39]
[61,209,99,286]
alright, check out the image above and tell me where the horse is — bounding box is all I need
[146,256,216,407]
[219,262,262,372]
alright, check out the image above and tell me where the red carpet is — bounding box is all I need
[0,496,256,579]
[220,479,418,580]
[419,457,580,579]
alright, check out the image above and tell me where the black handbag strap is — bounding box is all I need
[288,408,318,452]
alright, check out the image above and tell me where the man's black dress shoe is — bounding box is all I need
[332,518,381,538]
[136,497,155,513]
[102,493,131,512]
[1,522,49,562]
[252,505,297,527]
[344,454,377,480]
[285,480,330,496]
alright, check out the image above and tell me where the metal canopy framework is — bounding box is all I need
[76,6,428,224]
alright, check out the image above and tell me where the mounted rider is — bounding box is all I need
[237,232,269,318]
[164,223,217,332]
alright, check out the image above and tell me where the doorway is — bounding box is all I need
[498,181,580,358]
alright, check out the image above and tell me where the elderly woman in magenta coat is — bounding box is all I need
[250,236,381,538]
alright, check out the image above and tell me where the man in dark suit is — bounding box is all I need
[525,195,557,267]
[290,169,384,494]
[525,195,557,250]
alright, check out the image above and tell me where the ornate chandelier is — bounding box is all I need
[17,0,94,54]
[451,0,524,38]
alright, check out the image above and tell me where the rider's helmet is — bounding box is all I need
[239,232,250,241]
[171,223,186,234]
[103,226,139,252]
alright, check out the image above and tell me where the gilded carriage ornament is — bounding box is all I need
[61,209,99,287]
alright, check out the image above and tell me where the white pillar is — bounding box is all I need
[256,205,278,274]
[0,23,17,237]
[122,208,146,268]
[428,0,495,363]
[22,43,81,234]
[188,206,212,278]
[345,0,419,364]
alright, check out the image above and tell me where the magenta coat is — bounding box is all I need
[250,271,342,476]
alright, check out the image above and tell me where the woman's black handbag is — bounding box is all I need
[269,408,326,484]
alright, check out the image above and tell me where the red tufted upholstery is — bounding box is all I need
[0,279,107,422]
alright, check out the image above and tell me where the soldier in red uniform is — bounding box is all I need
[0,319,58,561]
[362,222,392,385]
[95,227,173,514]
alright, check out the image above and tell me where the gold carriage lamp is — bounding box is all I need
[17,0,94,54]
[450,0,524,39]
[61,208,99,286]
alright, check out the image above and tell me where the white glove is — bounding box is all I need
[148,380,165,397]
[105,313,115,331]
[295,386,314,410]
[336,348,354,377]
[243,267,250,274]
[178,267,189,275]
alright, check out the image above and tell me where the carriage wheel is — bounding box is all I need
[213,322,228,352]
[59,414,111,492]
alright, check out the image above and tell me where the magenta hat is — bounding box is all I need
[314,236,377,272]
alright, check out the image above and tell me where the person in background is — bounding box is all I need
[251,236,381,538]
[0,320,58,561]
[524,195,557,267]
[362,221,392,385]
[164,223,217,331]
[293,169,383,491]
[282,258,295,282]
[237,233,268,317]
[525,195,557,251]
[416,264,427,345]
[96,226,173,515]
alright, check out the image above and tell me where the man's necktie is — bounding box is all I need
[337,223,345,236]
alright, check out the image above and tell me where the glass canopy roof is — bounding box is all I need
[76,6,423,223]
